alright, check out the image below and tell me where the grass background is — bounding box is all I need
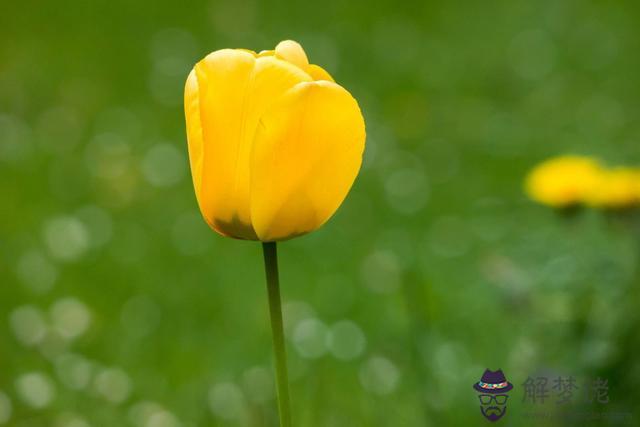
[2,0,640,425]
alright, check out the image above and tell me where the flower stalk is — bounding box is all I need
[262,242,292,427]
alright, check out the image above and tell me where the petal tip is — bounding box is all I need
[275,39,309,69]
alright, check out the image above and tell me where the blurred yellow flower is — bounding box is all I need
[184,40,366,241]
[586,167,640,208]
[525,155,603,208]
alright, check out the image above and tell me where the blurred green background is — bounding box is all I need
[2,0,640,425]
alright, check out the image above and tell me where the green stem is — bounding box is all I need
[262,242,292,427]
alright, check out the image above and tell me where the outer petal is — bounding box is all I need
[250,81,366,241]
[275,40,309,70]
[190,49,311,239]
[184,69,204,202]
[306,64,335,82]
[237,48,258,56]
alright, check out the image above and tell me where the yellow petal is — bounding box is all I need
[257,49,275,57]
[586,167,640,208]
[235,48,257,56]
[250,81,366,241]
[184,68,204,200]
[275,40,309,70]
[306,64,335,82]
[189,49,311,239]
[525,156,603,208]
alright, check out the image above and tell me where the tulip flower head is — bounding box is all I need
[525,155,603,208]
[586,167,640,209]
[184,40,366,241]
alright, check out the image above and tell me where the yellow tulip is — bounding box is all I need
[525,155,603,208]
[184,40,365,241]
[586,167,640,208]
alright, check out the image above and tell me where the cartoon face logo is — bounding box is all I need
[473,369,513,422]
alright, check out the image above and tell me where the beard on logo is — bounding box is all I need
[481,406,506,422]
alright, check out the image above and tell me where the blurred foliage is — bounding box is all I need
[2,0,640,426]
